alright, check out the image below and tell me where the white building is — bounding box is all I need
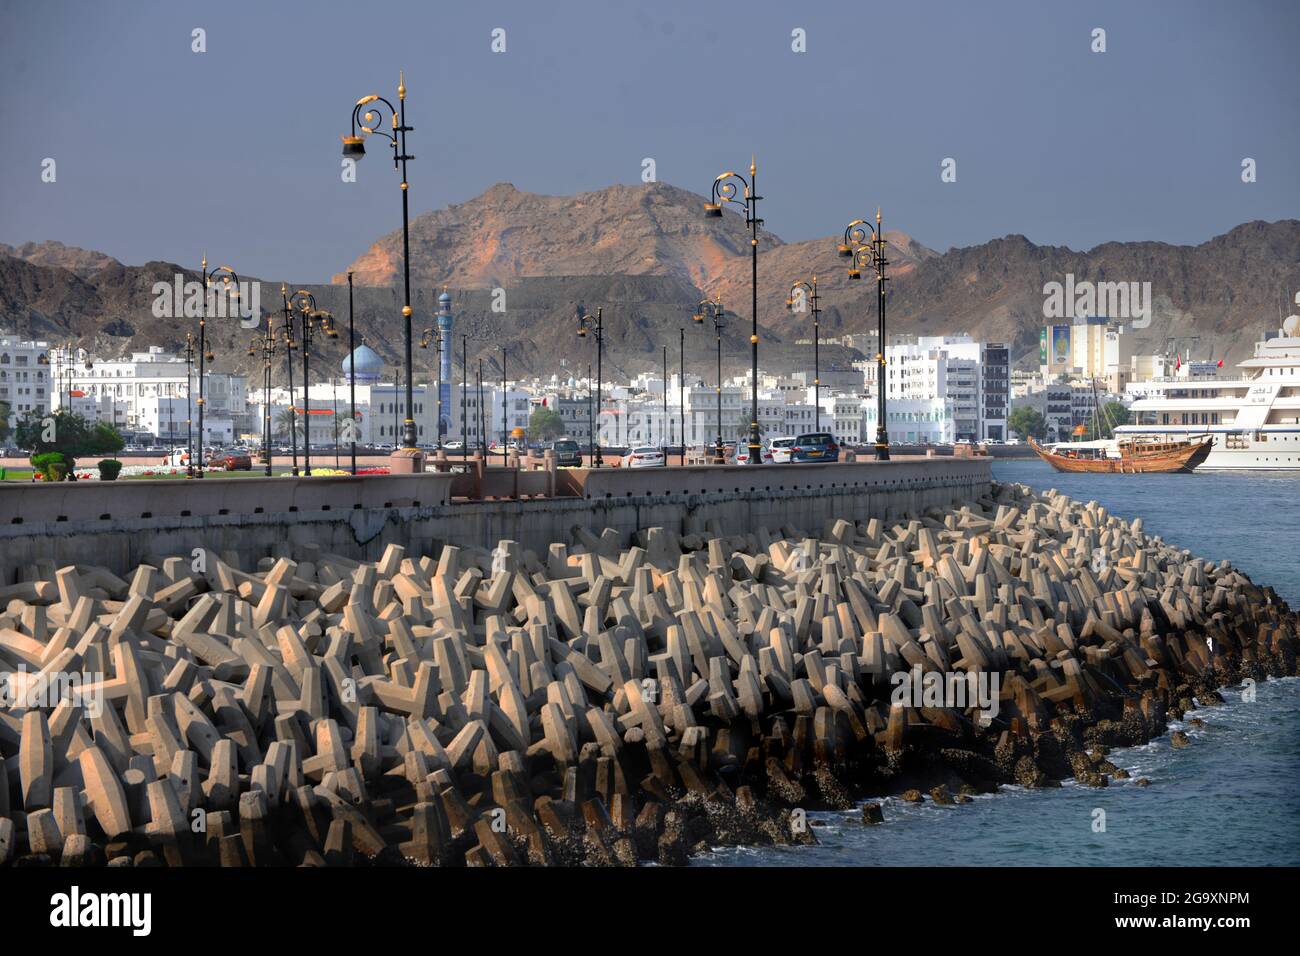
[883,335,1005,442]
[0,335,53,434]
[48,345,248,443]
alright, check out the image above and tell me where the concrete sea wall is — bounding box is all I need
[0,459,990,578]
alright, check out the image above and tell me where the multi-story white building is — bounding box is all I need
[0,335,53,434]
[883,335,1004,442]
[46,345,248,443]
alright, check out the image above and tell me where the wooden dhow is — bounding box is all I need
[1029,436,1214,473]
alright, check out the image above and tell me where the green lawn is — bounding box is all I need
[1,467,310,481]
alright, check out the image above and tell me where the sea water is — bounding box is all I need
[699,460,1300,866]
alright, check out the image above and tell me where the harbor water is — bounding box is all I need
[700,459,1300,866]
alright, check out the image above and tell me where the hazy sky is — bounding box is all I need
[1,0,1297,282]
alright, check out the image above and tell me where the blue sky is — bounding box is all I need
[1,0,1296,281]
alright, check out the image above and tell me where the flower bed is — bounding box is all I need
[72,464,189,480]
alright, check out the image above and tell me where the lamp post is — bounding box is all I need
[278,287,299,476]
[576,305,605,467]
[787,276,822,432]
[183,333,196,476]
[704,158,763,464]
[500,345,508,463]
[246,312,277,476]
[340,72,422,470]
[840,211,890,460]
[288,289,337,476]
[692,296,727,464]
[198,257,238,478]
[661,344,668,463]
[346,272,357,474]
[679,327,685,459]
[477,358,485,456]
[461,334,469,461]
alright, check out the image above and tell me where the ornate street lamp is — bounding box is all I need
[288,289,337,476]
[198,257,239,478]
[339,72,421,470]
[247,312,279,476]
[278,287,300,476]
[692,296,728,464]
[704,158,763,464]
[841,211,890,460]
[344,272,358,474]
[182,333,197,476]
[786,276,823,432]
[678,327,685,458]
[576,305,605,468]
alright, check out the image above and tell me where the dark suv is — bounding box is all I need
[547,439,582,467]
[789,432,839,463]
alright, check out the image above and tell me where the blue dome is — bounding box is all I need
[343,343,383,381]
[438,290,451,303]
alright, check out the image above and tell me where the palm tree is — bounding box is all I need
[275,407,303,440]
[734,412,764,440]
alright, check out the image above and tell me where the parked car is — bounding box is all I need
[443,439,465,451]
[545,439,582,467]
[769,436,797,463]
[789,432,839,463]
[734,444,775,464]
[623,445,665,468]
[218,451,252,471]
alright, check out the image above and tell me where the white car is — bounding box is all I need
[734,445,775,464]
[623,445,665,468]
[768,436,797,463]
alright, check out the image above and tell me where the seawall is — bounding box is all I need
[0,458,990,578]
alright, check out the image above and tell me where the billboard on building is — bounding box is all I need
[1039,328,1048,366]
[1050,325,1071,367]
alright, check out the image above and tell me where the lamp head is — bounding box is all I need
[341,135,366,159]
[837,244,853,258]
[703,203,722,218]
[848,269,861,280]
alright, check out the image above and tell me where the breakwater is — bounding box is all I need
[0,479,1296,867]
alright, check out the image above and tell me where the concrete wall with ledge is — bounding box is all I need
[0,458,990,579]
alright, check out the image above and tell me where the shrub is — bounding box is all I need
[31,451,66,480]
[98,458,124,481]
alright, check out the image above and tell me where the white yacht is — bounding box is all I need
[1114,311,1300,470]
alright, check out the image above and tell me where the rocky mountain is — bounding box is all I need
[335,181,935,321]
[0,241,120,279]
[2,180,1296,384]
[844,220,1300,366]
